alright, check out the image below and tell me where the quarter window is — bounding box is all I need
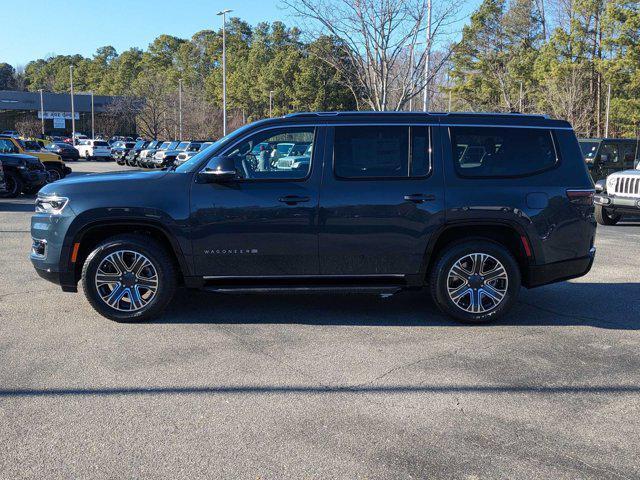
[450,127,558,177]
[219,127,315,180]
[333,126,431,179]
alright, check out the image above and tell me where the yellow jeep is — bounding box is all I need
[0,136,71,181]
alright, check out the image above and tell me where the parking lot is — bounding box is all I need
[1,160,639,479]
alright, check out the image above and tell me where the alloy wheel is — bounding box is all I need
[94,250,159,312]
[446,253,508,314]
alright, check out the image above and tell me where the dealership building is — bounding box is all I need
[0,90,132,136]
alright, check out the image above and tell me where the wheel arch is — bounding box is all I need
[65,219,191,286]
[421,221,533,285]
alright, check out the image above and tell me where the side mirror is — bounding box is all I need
[197,156,237,183]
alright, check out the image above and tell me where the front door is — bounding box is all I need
[190,126,323,277]
[318,124,445,276]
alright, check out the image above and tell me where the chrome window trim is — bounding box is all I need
[203,274,406,280]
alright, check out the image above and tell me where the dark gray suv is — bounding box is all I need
[30,112,596,323]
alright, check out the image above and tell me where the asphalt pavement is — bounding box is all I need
[1,160,639,479]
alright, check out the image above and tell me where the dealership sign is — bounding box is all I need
[37,111,80,120]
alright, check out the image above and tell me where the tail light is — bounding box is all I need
[566,189,595,206]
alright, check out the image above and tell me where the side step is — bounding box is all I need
[202,284,403,296]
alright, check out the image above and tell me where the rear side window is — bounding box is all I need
[94,141,109,147]
[334,126,431,179]
[451,127,558,177]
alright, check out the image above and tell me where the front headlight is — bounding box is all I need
[35,195,69,214]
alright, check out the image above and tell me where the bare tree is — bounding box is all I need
[283,0,462,111]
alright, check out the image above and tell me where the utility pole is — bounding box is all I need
[90,91,95,139]
[178,79,183,141]
[269,90,274,117]
[605,83,611,138]
[217,8,232,136]
[422,0,432,112]
[39,89,45,136]
[69,65,76,142]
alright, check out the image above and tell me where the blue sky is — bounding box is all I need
[0,0,479,67]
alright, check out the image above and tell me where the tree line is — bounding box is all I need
[0,0,638,139]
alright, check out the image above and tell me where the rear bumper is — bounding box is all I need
[524,247,596,288]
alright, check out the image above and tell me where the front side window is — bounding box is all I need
[217,127,315,180]
[333,126,431,179]
[451,127,557,177]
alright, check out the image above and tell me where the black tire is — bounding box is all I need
[0,171,23,198]
[429,239,521,324]
[81,234,177,322]
[595,204,621,225]
[45,164,63,182]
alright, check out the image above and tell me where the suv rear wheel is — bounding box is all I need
[81,234,177,322]
[595,204,621,225]
[430,240,521,323]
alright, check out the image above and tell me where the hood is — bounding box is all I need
[609,169,640,178]
[0,153,41,164]
[39,169,170,197]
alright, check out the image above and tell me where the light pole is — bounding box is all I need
[269,90,274,117]
[518,80,523,112]
[605,83,611,138]
[90,91,95,139]
[69,65,76,142]
[39,89,45,136]
[178,79,183,141]
[217,8,232,136]
[423,0,432,112]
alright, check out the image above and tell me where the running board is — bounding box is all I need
[202,285,403,296]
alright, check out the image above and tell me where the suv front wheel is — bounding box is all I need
[81,234,177,322]
[430,240,521,323]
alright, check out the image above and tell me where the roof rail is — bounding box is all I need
[284,111,550,119]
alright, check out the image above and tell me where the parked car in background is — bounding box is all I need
[0,158,4,193]
[579,138,640,181]
[593,160,640,225]
[124,140,153,167]
[142,141,177,168]
[76,139,112,160]
[136,140,167,168]
[45,142,80,161]
[152,141,202,168]
[275,142,313,171]
[30,112,596,324]
[0,135,71,181]
[174,141,213,167]
[0,152,48,197]
[111,141,137,164]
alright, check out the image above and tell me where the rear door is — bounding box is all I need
[318,123,445,276]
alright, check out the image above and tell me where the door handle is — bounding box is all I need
[279,195,311,205]
[404,193,436,203]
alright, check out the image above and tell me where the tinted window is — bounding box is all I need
[334,126,430,178]
[599,142,619,165]
[451,127,557,177]
[219,127,315,180]
[93,141,109,147]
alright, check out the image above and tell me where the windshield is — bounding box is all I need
[134,141,146,148]
[159,142,171,149]
[177,142,190,150]
[579,141,600,159]
[94,141,109,147]
[174,127,255,173]
[167,141,180,150]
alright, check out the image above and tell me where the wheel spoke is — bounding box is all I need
[470,289,481,313]
[483,265,506,282]
[105,284,127,308]
[450,284,471,303]
[130,287,144,310]
[131,253,150,276]
[136,277,158,288]
[450,265,470,279]
[480,284,505,304]
[96,272,121,285]
[108,252,128,274]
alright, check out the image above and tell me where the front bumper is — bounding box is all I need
[30,207,78,292]
[594,193,640,213]
[20,169,48,187]
[524,247,596,288]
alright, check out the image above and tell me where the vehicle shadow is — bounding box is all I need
[155,281,640,330]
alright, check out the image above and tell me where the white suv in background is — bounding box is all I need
[76,140,112,160]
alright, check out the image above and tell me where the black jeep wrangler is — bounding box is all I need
[30,112,596,324]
